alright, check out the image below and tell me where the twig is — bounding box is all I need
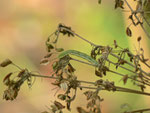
[125,108,150,113]
[30,73,150,96]
[123,0,150,39]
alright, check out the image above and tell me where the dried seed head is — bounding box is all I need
[40,59,49,65]
[0,59,12,67]
[137,36,142,42]
[3,72,12,86]
[55,48,64,52]
[54,101,65,109]
[3,88,18,101]
[122,75,128,85]
[44,53,53,58]
[57,94,66,100]
[126,27,132,37]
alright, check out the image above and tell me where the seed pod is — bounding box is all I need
[55,48,64,52]
[17,69,26,77]
[122,74,128,85]
[40,59,49,65]
[95,70,102,77]
[57,94,66,100]
[3,72,12,86]
[54,101,65,109]
[126,27,132,37]
[44,53,53,58]
[0,59,12,67]
[137,36,142,42]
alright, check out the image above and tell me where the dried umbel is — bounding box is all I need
[2,68,34,101]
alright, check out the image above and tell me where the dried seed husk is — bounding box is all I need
[17,69,26,77]
[0,59,12,67]
[52,61,58,71]
[40,59,49,65]
[137,36,142,42]
[126,27,132,37]
[44,53,53,58]
[122,74,128,85]
[95,70,102,77]
[54,101,65,109]
[55,48,64,52]
[3,72,12,86]
[57,94,66,100]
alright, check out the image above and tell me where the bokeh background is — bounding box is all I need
[0,0,150,113]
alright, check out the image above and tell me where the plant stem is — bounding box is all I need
[123,0,150,39]
[71,57,150,86]
[125,108,150,113]
[30,73,150,96]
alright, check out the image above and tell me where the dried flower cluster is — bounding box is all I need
[1,0,150,113]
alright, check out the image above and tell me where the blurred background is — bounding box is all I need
[0,0,150,113]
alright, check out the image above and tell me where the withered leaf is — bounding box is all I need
[52,61,58,71]
[95,70,103,77]
[122,74,128,85]
[55,48,64,52]
[3,88,19,101]
[126,27,132,37]
[40,59,49,65]
[84,91,93,100]
[47,44,54,49]
[115,0,124,9]
[54,101,65,109]
[3,72,12,85]
[119,59,127,65]
[0,59,12,67]
[44,53,53,58]
[67,63,75,73]
[17,69,26,77]
[137,36,142,42]
[57,94,66,100]
[139,85,146,92]
[77,107,88,113]
[46,43,54,52]
[114,40,118,48]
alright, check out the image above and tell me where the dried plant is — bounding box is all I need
[1,1,150,113]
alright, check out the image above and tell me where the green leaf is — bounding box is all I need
[58,50,99,66]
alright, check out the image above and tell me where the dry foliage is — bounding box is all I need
[1,0,150,113]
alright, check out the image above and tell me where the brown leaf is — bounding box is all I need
[122,74,128,85]
[137,36,142,42]
[40,59,49,65]
[77,107,88,113]
[114,40,118,48]
[119,59,127,65]
[55,48,64,52]
[0,59,12,67]
[54,101,65,109]
[67,63,75,73]
[44,53,53,58]
[95,70,103,77]
[17,69,26,77]
[126,27,132,37]
[139,85,146,92]
[3,72,12,85]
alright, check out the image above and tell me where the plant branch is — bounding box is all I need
[30,73,150,96]
[123,0,150,39]
[125,108,150,113]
